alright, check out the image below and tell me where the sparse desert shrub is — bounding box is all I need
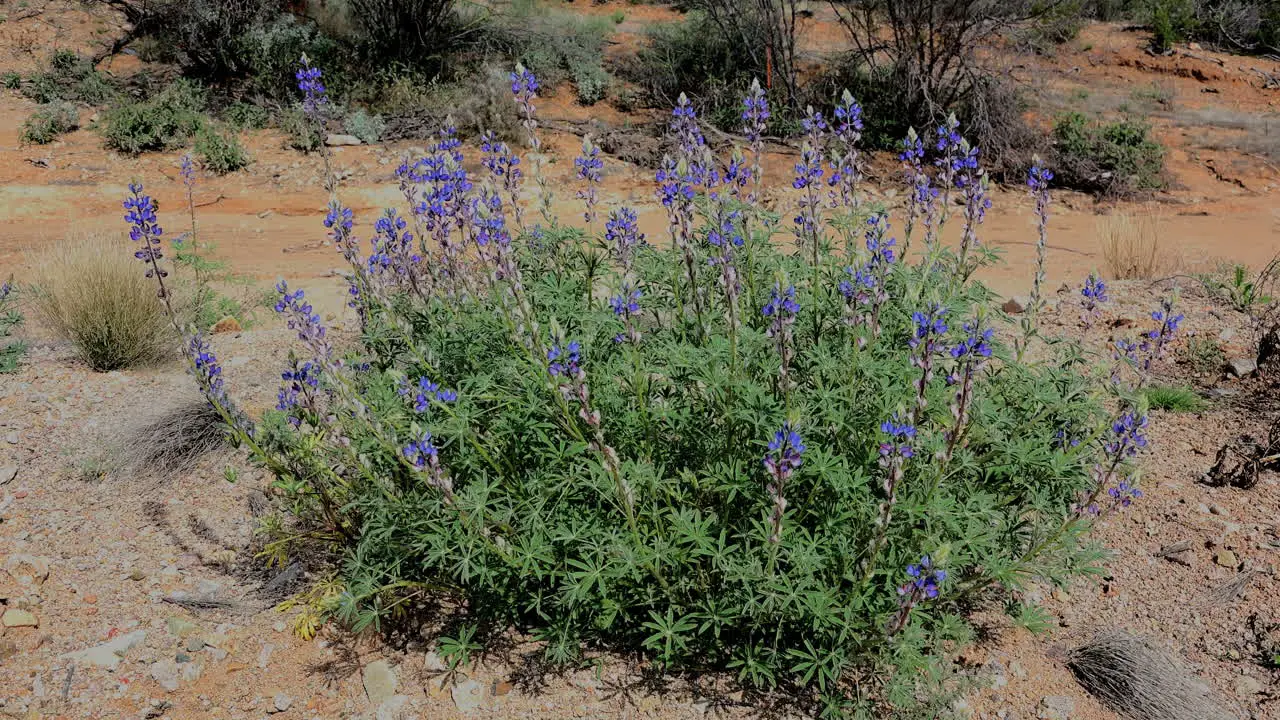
[0,279,23,374]
[280,104,323,151]
[1098,211,1163,279]
[342,107,385,143]
[1179,335,1226,374]
[1201,258,1278,314]
[1143,384,1206,411]
[627,9,775,129]
[1067,632,1236,720]
[571,62,610,105]
[117,63,1160,715]
[20,101,79,144]
[124,397,228,474]
[31,234,174,372]
[225,100,270,129]
[2,71,21,89]
[237,14,342,100]
[1147,0,1200,52]
[340,0,460,66]
[194,125,250,174]
[21,49,116,105]
[478,0,611,91]
[138,0,288,80]
[100,80,208,154]
[1054,112,1165,194]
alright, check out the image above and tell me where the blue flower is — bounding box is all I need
[1027,162,1054,192]
[762,284,800,319]
[1108,481,1143,507]
[510,66,539,98]
[402,431,439,469]
[879,415,917,459]
[900,555,946,599]
[548,340,582,378]
[911,304,949,340]
[1105,412,1149,458]
[949,321,994,359]
[296,58,327,115]
[763,422,805,478]
[609,286,642,317]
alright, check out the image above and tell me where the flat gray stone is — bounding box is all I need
[0,466,16,485]
[1002,295,1031,314]
[325,133,362,147]
[149,659,180,692]
[1038,695,1074,720]
[61,630,147,669]
[363,660,398,704]
[1227,357,1257,378]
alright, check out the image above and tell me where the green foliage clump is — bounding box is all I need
[21,50,116,105]
[100,80,209,154]
[343,107,386,143]
[0,279,23,374]
[195,125,250,175]
[1142,385,1205,412]
[1202,261,1277,314]
[2,71,20,89]
[572,62,610,105]
[1179,335,1225,374]
[20,102,79,144]
[280,104,323,152]
[1052,112,1165,195]
[1147,0,1199,53]
[478,0,611,90]
[226,101,271,130]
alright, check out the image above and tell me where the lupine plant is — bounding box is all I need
[120,65,1153,717]
[0,278,24,373]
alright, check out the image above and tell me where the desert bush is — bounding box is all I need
[21,49,116,105]
[1201,258,1278,314]
[340,0,460,65]
[478,0,611,92]
[100,79,208,154]
[343,107,385,143]
[31,234,174,372]
[237,14,343,100]
[3,71,22,89]
[194,125,250,175]
[114,63,1165,715]
[137,0,287,79]
[1053,112,1165,194]
[1179,335,1226,373]
[280,104,323,151]
[377,65,521,142]
[0,280,23,374]
[1147,0,1201,52]
[627,10,775,128]
[226,100,270,129]
[1098,212,1162,279]
[20,102,79,144]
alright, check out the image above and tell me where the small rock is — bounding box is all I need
[1002,295,1031,314]
[451,678,486,713]
[1215,550,1238,568]
[257,209,274,218]
[186,637,206,652]
[2,608,38,627]
[325,133,362,147]
[493,679,515,696]
[128,569,147,581]
[5,431,18,444]
[175,652,191,664]
[375,695,411,720]
[166,616,200,638]
[1038,695,1074,720]
[181,662,203,683]
[211,316,242,334]
[272,621,286,633]
[61,630,146,669]
[1218,328,1238,343]
[0,466,16,485]
[1235,675,1263,696]
[4,555,50,585]
[1227,357,1257,378]
[363,660,398,704]
[150,660,181,692]
[272,693,292,712]
[1209,504,1225,516]
[257,642,274,669]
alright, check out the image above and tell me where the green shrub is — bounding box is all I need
[571,62,610,105]
[2,71,20,89]
[1053,112,1165,194]
[100,80,209,154]
[343,107,386,143]
[627,10,762,125]
[1179,335,1225,374]
[21,50,116,105]
[0,279,23,374]
[280,104,322,152]
[611,10,626,23]
[238,14,343,100]
[226,101,271,129]
[1143,385,1205,411]
[478,0,611,89]
[31,234,174,372]
[1147,0,1198,52]
[20,102,79,144]
[195,125,250,174]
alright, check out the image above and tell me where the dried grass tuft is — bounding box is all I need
[30,233,176,371]
[1098,212,1166,280]
[123,397,228,475]
[1067,631,1239,720]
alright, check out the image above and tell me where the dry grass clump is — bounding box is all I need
[1067,632,1239,720]
[30,233,175,371]
[1098,211,1165,280]
[123,396,228,475]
